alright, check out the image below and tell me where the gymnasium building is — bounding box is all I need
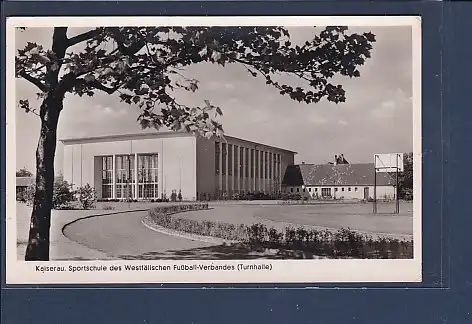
[60,131,296,201]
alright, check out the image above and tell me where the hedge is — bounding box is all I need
[147,205,413,259]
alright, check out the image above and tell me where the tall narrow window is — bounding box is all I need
[269,153,272,179]
[259,151,264,179]
[234,145,238,178]
[116,155,135,199]
[255,150,259,178]
[264,152,268,179]
[277,154,281,178]
[101,156,113,199]
[240,147,244,178]
[273,154,277,180]
[215,142,220,175]
[228,144,233,176]
[222,143,227,176]
[138,154,158,199]
[248,148,252,178]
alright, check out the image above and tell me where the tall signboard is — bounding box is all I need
[373,153,404,214]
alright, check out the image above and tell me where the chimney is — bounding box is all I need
[334,155,338,166]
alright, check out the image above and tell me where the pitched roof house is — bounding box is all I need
[282,163,395,187]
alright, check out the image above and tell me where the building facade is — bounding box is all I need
[16,176,34,200]
[60,132,296,201]
[282,163,396,200]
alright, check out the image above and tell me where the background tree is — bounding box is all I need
[16,167,33,177]
[398,152,413,199]
[16,26,375,260]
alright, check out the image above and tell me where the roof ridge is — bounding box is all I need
[283,163,394,187]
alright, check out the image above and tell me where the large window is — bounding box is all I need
[322,188,332,197]
[116,155,135,199]
[138,154,158,199]
[101,156,113,199]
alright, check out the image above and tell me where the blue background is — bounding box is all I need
[1,1,471,323]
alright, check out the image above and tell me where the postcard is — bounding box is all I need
[6,15,421,284]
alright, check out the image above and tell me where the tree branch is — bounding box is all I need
[67,29,102,47]
[74,78,123,95]
[92,80,122,94]
[109,28,146,56]
[18,71,47,92]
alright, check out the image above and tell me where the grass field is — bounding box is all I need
[180,201,413,237]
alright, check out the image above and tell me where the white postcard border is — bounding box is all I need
[5,15,422,285]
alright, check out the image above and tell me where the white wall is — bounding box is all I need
[62,136,197,200]
[285,185,396,200]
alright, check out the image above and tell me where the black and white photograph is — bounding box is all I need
[6,16,421,284]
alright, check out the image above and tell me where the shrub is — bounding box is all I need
[52,178,75,209]
[16,190,24,202]
[76,184,97,210]
[17,188,32,202]
[23,184,35,205]
[178,189,183,202]
[146,204,413,259]
[267,227,283,247]
[280,192,303,201]
[247,223,268,244]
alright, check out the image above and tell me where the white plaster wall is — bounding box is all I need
[286,185,396,200]
[62,136,197,200]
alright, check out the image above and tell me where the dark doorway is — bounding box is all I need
[364,187,369,200]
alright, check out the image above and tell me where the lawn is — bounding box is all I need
[179,201,414,237]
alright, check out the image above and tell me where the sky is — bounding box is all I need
[15,25,413,174]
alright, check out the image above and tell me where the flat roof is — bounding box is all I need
[59,131,297,154]
[16,177,34,187]
[59,131,191,144]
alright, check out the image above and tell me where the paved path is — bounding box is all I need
[16,203,113,261]
[62,210,216,260]
[16,203,214,261]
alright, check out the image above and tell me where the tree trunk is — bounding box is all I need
[24,95,62,261]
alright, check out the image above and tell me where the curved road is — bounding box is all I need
[63,211,216,260]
